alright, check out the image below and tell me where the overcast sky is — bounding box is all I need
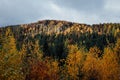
[0,0,120,27]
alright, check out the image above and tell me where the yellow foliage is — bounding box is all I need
[114,38,120,62]
[89,46,102,58]
[0,28,24,80]
[67,44,78,54]
[100,47,120,80]
[0,28,120,80]
[66,45,85,79]
[82,53,101,80]
[82,47,120,80]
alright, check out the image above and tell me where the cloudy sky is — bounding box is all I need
[0,0,120,26]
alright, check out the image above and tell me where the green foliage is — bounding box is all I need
[0,21,120,80]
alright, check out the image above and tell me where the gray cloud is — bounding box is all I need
[0,0,120,27]
[53,0,104,13]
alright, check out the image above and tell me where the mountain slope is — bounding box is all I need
[0,20,120,52]
[1,20,120,36]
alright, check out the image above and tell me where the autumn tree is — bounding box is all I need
[82,52,101,80]
[65,44,85,79]
[114,38,120,62]
[25,57,59,80]
[100,47,120,80]
[0,27,23,80]
[89,46,102,58]
[21,39,45,79]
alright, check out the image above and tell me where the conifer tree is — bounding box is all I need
[101,47,120,80]
[0,27,23,79]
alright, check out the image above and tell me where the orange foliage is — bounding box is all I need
[27,57,59,80]
[82,53,101,80]
[100,47,120,80]
[89,46,102,58]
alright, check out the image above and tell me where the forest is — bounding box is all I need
[0,20,120,80]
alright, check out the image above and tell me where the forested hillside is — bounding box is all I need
[0,20,120,80]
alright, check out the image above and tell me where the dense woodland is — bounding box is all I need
[0,20,120,80]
